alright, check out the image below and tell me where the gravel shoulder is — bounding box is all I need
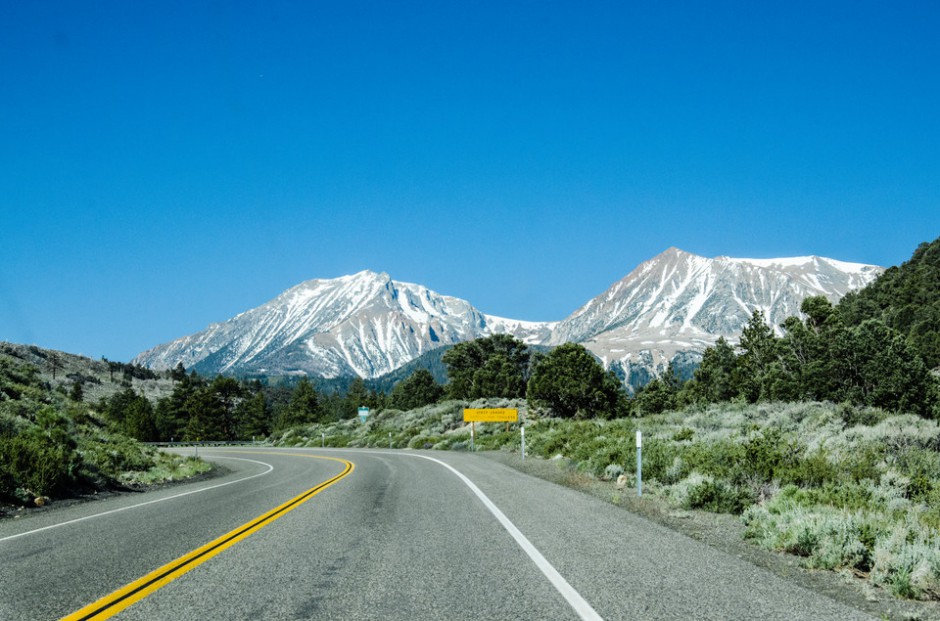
[482,450,940,621]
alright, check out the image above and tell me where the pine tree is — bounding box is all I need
[684,337,739,403]
[236,390,270,439]
[276,377,321,430]
[343,377,371,419]
[442,335,530,399]
[736,310,778,402]
[526,343,627,419]
[390,369,444,410]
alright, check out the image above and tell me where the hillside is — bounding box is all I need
[0,342,178,404]
[0,344,207,513]
[838,236,940,370]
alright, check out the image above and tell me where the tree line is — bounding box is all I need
[104,236,940,440]
[99,372,392,442]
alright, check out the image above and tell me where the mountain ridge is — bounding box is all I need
[133,249,883,382]
[549,247,882,387]
[136,270,556,379]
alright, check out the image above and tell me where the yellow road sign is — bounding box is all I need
[463,408,518,423]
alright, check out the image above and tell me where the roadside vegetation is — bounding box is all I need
[271,398,940,601]
[0,348,209,512]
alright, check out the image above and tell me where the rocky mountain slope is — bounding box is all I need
[549,247,883,386]
[133,249,882,383]
[134,271,554,379]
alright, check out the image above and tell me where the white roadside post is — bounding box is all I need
[636,430,643,497]
[321,432,325,448]
[521,426,526,461]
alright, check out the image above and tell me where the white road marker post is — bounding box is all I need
[521,425,526,461]
[322,432,325,448]
[389,432,392,449]
[636,429,642,497]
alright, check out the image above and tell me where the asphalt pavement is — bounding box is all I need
[0,447,878,620]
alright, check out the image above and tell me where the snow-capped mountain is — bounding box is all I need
[133,271,555,379]
[134,249,882,383]
[547,247,883,387]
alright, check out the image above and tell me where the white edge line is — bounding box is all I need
[365,450,604,621]
[0,456,274,544]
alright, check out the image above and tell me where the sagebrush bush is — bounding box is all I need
[871,517,940,600]
[742,497,883,571]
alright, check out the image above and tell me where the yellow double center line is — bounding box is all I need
[62,454,354,621]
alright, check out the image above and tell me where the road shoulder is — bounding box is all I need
[480,450,940,621]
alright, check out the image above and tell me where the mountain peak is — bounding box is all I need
[547,250,884,362]
[133,272,552,378]
[658,246,697,258]
[133,249,883,383]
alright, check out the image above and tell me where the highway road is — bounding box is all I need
[0,447,877,620]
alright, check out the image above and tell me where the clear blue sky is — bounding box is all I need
[2,1,938,362]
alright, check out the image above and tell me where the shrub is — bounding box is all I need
[603,464,624,480]
[0,433,79,497]
[686,478,750,513]
[742,500,883,571]
[871,518,940,600]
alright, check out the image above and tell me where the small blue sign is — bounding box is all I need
[358,406,370,423]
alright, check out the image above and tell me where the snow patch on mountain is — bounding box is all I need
[133,270,553,379]
[547,248,883,387]
[134,249,882,383]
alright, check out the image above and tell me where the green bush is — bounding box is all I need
[0,433,79,497]
[679,475,750,514]
[742,499,884,571]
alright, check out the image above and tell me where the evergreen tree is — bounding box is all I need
[183,386,226,440]
[736,310,778,402]
[443,341,486,399]
[69,380,84,402]
[838,236,940,369]
[48,352,62,380]
[633,377,676,415]
[236,384,270,439]
[208,376,243,440]
[171,362,187,382]
[442,335,530,399]
[156,373,203,441]
[276,377,321,430]
[342,377,371,419]
[104,387,158,441]
[683,337,739,403]
[829,319,931,415]
[390,369,444,410]
[526,343,627,419]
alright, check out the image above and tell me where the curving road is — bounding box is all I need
[0,448,876,620]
